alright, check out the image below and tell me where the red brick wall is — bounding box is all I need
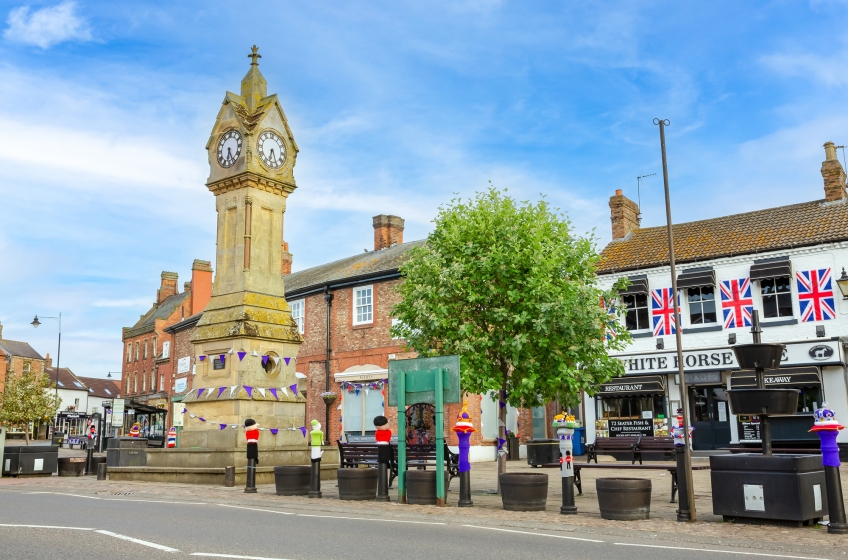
[0,354,46,393]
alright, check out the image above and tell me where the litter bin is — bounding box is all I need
[573,427,586,456]
[526,438,560,467]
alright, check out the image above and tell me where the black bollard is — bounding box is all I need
[561,475,577,514]
[675,444,693,521]
[376,462,390,502]
[244,459,257,493]
[96,462,107,481]
[85,444,94,475]
[458,470,473,507]
[825,466,848,534]
[309,459,322,498]
[224,466,235,488]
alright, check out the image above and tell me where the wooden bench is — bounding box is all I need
[337,442,459,487]
[586,436,640,464]
[634,436,675,463]
[573,463,711,503]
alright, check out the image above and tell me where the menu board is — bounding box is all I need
[653,417,669,437]
[608,419,654,437]
[740,419,762,442]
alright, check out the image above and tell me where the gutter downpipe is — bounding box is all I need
[324,287,334,445]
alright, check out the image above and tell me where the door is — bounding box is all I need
[688,386,731,450]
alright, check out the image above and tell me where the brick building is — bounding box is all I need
[163,312,203,421]
[285,215,537,461]
[0,322,46,393]
[120,260,212,436]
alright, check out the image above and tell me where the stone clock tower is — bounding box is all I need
[179,46,307,457]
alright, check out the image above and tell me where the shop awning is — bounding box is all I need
[620,275,649,296]
[730,366,820,389]
[750,257,791,281]
[676,268,716,289]
[125,401,168,415]
[597,375,666,395]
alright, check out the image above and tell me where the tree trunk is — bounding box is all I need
[24,426,30,446]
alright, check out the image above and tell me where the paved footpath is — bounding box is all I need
[1,456,847,559]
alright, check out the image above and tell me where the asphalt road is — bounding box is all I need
[0,491,838,560]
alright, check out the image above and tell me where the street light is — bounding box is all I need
[835,268,848,299]
[654,118,697,522]
[32,313,61,396]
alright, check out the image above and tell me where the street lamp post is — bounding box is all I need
[653,119,697,522]
[31,313,62,396]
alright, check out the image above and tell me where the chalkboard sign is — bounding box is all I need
[608,419,653,437]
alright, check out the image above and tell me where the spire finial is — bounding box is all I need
[248,45,261,66]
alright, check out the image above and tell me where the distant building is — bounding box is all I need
[0,322,46,393]
[120,260,212,442]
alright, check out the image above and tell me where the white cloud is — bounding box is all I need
[4,1,92,49]
[92,298,152,308]
[761,48,848,87]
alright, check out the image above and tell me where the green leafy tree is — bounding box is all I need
[0,368,61,445]
[392,187,631,476]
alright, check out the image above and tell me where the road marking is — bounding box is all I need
[462,525,604,543]
[218,504,295,515]
[191,554,293,560]
[23,492,101,499]
[613,543,831,559]
[105,498,205,505]
[0,523,94,530]
[297,513,445,525]
[95,530,180,553]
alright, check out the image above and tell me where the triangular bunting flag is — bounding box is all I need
[181,408,187,414]
[499,401,506,409]
[497,438,506,449]
[219,424,227,430]
[217,387,226,399]
[205,387,214,398]
[196,388,205,399]
[269,388,279,400]
[219,354,226,363]
[189,413,196,418]
[227,348,233,354]
[284,357,291,366]
[270,428,279,435]
[199,417,206,422]
[231,425,238,429]
[280,386,289,398]
[262,356,269,366]
[244,386,253,398]
[237,351,246,361]
[299,426,307,437]
[290,383,298,395]
[257,388,266,398]
[198,355,206,361]
[497,419,505,427]
[272,356,279,365]
[229,385,238,398]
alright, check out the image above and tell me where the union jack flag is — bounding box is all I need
[651,288,678,336]
[601,298,618,341]
[720,278,753,329]
[797,268,836,322]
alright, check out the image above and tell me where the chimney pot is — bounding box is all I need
[821,141,847,202]
[373,215,405,251]
[609,190,640,240]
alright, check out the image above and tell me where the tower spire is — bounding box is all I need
[241,45,267,110]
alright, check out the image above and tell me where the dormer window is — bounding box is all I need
[678,268,717,326]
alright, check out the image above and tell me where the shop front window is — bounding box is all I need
[596,395,667,437]
[342,386,385,436]
[797,386,821,413]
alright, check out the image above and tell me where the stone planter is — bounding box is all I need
[58,457,86,477]
[274,465,311,496]
[499,472,548,511]
[405,469,450,505]
[596,478,652,520]
[337,468,378,500]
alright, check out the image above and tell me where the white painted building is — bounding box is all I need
[588,142,848,455]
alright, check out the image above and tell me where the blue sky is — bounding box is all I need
[0,1,845,377]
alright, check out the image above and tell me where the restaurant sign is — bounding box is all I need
[612,340,843,375]
[609,419,654,437]
[597,375,665,395]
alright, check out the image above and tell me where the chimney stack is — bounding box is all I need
[821,141,847,202]
[281,242,293,276]
[45,353,52,370]
[190,260,213,315]
[373,215,404,251]
[157,271,178,304]
[0,321,3,339]
[609,189,640,240]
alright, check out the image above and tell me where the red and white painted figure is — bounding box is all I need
[166,427,177,448]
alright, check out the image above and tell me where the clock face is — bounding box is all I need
[217,130,242,168]
[257,130,287,169]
